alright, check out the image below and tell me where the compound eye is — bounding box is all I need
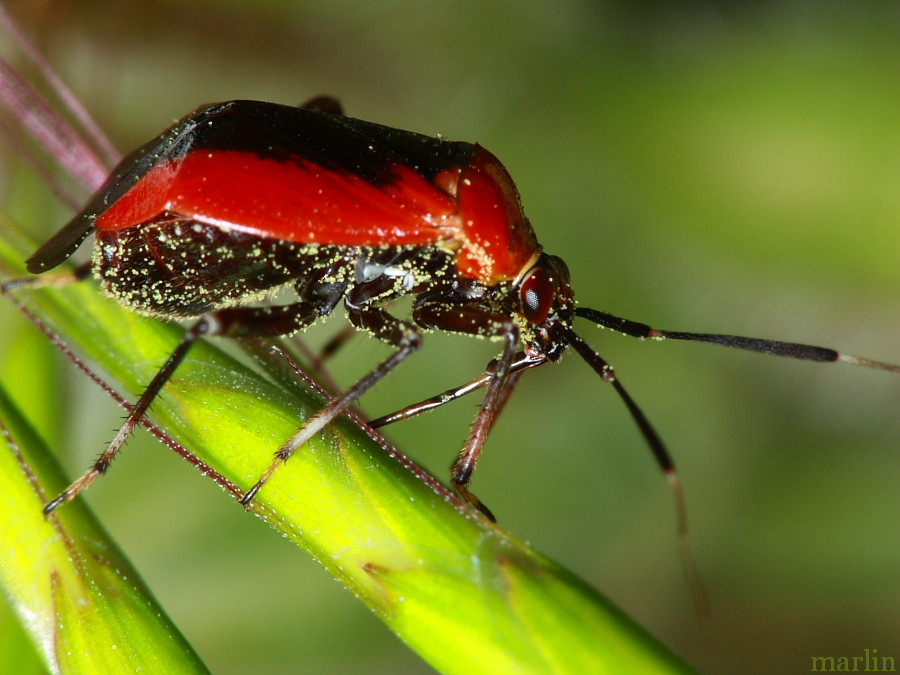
[520,266,555,324]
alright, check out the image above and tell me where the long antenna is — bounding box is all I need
[576,307,900,373]
[564,327,711,621]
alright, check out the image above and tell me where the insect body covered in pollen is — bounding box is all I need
[24,98,578,516]
[15,95,899,581]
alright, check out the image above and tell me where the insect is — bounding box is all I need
[7,96,899,526]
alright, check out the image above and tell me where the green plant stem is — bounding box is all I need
[0,219,697,674]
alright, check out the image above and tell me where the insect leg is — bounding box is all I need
[43,301,323,514]
[293,323,357,395]
[413,302,526,520]
[299,95,343,115]
[368,352,542,428]
[240,302,422,506]
[451,330,518,520]
[318,324,358,362]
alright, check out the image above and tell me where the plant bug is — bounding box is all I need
[5,96,899,543]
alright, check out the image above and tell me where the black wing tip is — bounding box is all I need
[24,215,96,274]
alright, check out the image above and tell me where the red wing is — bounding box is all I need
[95,150,463,247]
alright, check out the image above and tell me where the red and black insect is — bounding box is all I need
[11,97,899,524]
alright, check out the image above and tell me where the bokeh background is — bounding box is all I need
[2,1,898,673]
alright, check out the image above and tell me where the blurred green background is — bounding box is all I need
[1,1,898,673]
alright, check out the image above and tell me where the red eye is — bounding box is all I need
[520,266,555,324]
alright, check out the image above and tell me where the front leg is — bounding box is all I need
[414,301,522,521]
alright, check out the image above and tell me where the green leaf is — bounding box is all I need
[1,215,697,673]
[0,380,208,674]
